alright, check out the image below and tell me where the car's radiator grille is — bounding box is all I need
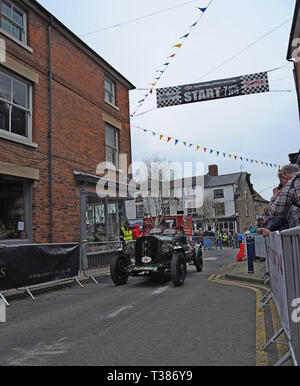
[135,236,160,265]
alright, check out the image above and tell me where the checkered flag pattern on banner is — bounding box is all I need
[157,86,182,108]
[241,72,269,95]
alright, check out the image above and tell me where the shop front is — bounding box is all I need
[74,170,134,244]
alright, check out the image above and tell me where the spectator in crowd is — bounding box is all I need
[228,232,233,247]
[269,164,300,229]
[216,229,223,250]
[203,226,215,250]
[234,232,239,248]
[257,207,289,237]
[238,232,243,246]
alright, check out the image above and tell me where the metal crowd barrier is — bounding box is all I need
[261,227,300,366]
[254,234,267,260]
[280,227,300,366]
[203,236,216,250]
[80,241,124,284]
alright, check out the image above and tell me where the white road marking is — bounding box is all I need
[203,257,218,261]
[106,305,133,319]
[152,286,170,295]
[6,339,71,366]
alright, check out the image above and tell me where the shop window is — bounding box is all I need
[0,175,31,240]
[86,196,120,242]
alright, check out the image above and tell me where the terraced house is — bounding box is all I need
[0,0,135,245]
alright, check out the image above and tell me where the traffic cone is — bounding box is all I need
[236,243,245,262]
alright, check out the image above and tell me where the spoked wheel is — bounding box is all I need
[110,254,129,286]
[171,253,186,287]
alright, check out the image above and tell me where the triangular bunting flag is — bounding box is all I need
[197,7,207,13]
[167,137,171,143]
[168,54,176,58]
[197,146,200,151]
[183,142,187,146]
[180,33,190,39]
[159,135,164,140]
[175,139,179,145]
[173,44,182,48]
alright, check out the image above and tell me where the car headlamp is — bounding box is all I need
[161,243,171,254]
[123,244,133,256]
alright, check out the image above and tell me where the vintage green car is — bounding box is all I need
[110,230,203,287]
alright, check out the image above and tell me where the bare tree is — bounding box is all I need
[197,198,217,229]
[134,154,182,228]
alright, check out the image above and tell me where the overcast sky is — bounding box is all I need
[38,0,299,200]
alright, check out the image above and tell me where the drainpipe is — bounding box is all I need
[48,16,53,243]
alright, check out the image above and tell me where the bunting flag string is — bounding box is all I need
[133,125,282,169]
[131,2,213,118]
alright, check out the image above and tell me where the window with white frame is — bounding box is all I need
[0,69,32,140]
[104,77,116,106]
[105,123,119,168]
[215,202,225,217]
[214,189,224,199]
[1,0,27,44]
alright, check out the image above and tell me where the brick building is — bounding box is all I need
[0,0,135,245]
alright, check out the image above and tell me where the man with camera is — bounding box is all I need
[268,164,300,231]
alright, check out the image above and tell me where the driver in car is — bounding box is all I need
[176,226,188,245]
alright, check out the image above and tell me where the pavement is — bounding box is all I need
[224,259,267,285]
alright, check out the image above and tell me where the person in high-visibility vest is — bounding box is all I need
[216,229,223,250]
[120,221,133,243]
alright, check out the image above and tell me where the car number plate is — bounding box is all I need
[134,266,158,272]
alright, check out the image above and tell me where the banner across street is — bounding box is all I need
[156,72,269,108]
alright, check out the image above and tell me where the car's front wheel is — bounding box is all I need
[110,254,129,286]
[171,253,186,287]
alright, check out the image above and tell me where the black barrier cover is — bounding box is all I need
[0,244,79,291]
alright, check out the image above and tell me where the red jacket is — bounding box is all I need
[132,224,143,240]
